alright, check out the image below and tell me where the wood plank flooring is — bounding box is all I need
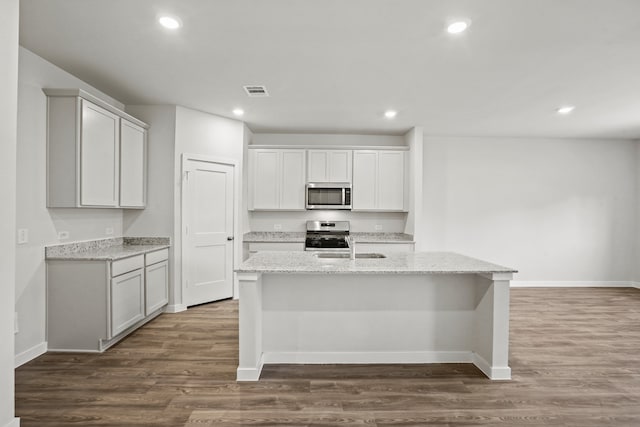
[15,287,640,426]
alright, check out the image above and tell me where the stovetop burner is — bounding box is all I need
[304,220,350,251]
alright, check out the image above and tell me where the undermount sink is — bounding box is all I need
[315,253,386,259]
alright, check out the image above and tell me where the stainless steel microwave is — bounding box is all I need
[306,182,352,210]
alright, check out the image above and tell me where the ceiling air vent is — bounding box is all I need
[243,85,269,97]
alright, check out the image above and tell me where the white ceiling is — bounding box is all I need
[18,0,640,138]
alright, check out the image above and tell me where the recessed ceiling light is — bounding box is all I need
[159,15,182,30]
[447,20,470,34]
[384,110,397,119]
[556,105,575,115]
[232,108,244,116]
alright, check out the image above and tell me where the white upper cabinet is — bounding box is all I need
[307,150,352,183]
[79,100,119,207]
[45,89,148,209]
[119,120,147,208]
[280,150,306,209]
[353,150,407,211]
[352,151,377,210]
[249,149,306,210]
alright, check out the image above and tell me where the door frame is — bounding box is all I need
[180,153,240,307]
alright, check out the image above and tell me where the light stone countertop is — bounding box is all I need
[45,237,170,261]
[243,231,414,243]
[236,251,516,275]
[243,232,306,243]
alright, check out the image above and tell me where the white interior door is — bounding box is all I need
[183,159,234,306]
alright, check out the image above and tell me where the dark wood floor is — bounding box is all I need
[15,287,640,426]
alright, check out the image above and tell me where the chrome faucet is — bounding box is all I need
[346,236,356,260]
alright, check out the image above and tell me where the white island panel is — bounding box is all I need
[236,251,515,382]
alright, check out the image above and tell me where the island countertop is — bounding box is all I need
[236,251,516,275]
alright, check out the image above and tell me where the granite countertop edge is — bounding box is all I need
[236,251,517,275]
[45,237,171,261]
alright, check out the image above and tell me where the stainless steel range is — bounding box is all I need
[304,220,350,251]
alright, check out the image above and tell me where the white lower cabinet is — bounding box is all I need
[145,260,169,315]
[110,268,145,337]
[47,248,169,352]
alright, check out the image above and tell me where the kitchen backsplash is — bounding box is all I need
[248,211,407,232]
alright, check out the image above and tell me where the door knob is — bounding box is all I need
[227,236,234,241]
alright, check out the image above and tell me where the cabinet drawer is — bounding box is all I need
[112,254,144,277]
[145,248,169,266]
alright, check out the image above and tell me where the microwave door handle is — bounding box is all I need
[342,188,346,206]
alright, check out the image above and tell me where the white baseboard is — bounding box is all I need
[3,417,20,427]
[236,355,265,382]
[472,353,511,380]
[511,281,639,288]
[14,341,47,368]
[164,304,187,313]
[262,351,474,364]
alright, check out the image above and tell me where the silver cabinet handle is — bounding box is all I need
[227,236,234,241]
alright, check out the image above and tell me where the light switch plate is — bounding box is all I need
[57,231,69,240]
[17,228,28,244]
[374,225,383,231]
[105,227,114,235]
[273,224,282,230]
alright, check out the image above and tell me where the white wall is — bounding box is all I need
[248,211,407,232]
[123,105,177,305]
[1,0,19,424]
[242,125,253,234]
[173,106,246,306]
[15,48,125,363]
[421,136,637,283]
[404,127,424,243]
[636,140,640,283]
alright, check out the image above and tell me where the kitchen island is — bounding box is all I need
[235,251,516,381]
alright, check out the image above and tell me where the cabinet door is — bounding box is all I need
[307,150,329,182]
[377,151,405,211]
[119,120,146,208]
[328,150,352,183]
[145,261,168,315]
[280,150,306,209]
[352,151,377,210]
[110,268,145,337]
[80,100,119,207]
[251,150,280,209]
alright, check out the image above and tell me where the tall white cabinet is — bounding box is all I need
[353,150,408,211]
[248,149,306,210]
[44,89,148,209]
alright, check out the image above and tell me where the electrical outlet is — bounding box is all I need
[105,227,114,235]
[17,228,29,244]
[58,231,70,240]
[273,224,282,230]
[14,312,18,334]
[374,224,383,231]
